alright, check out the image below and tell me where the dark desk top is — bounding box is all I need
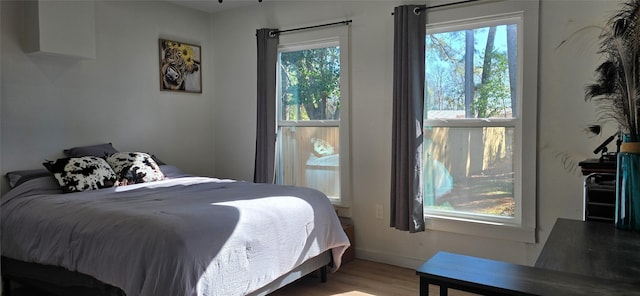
[535,218,640,283]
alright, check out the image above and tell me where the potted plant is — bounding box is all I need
[586,0,640,230]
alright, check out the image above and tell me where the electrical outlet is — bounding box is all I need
[375,204,383,220]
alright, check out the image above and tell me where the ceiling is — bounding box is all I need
[164,0,262,14]
[164,0,405,14]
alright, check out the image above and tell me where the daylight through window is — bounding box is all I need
[424,15,522,224]
[276,33,349,206]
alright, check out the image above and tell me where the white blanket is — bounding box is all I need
[1,169,350,296]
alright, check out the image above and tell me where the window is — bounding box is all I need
[276,26,350,206]
[423,1,537,242]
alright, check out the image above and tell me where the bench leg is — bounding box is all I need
[419,278,428,296]
[439,285,448,296]
[2,278,11,296]
[419,278,449,296]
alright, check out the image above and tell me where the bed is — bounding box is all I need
[1,150,350,296]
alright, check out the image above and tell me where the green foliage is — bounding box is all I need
[472,50,511,118]
[426,32,466,110]
[426,25,514,118]
[280,46,341,121]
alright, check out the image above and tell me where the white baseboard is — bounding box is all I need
[354,248,425,270]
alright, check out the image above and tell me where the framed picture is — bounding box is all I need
[159,39,202,93]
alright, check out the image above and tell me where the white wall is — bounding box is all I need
[537,0,621,248]
[211,0,623,267]
[1,0,215,194]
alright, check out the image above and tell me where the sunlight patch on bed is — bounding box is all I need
[113,177,229,192]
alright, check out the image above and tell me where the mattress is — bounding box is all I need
[1,166,350,296]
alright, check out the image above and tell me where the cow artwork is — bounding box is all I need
[159,39,202,93]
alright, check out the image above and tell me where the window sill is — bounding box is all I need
[425,214,536,243]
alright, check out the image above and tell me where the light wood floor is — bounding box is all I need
[10,259,476,296]
[271,259,477,296]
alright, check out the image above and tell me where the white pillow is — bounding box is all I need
[43,156,117,193]
[107,152,165,185]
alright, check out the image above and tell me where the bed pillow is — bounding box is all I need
[158,165,192,179]
[43,156,117,193]
[63,143,119,158]
[106,152,165,185]
[6,169,52,188]
[150,154,166,165]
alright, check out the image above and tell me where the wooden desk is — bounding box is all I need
[535,218,640,283]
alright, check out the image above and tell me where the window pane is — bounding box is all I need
[426,23,517,120]
[279,46,341,121]
[277,126,340,199]
[424,127,515,217]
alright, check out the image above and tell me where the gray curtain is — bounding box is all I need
[390,5,426,232]
[254,28,279,183]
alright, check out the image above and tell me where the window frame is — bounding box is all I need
[425,13,521,225]
[275,24,351,207]
[423,1,538,243]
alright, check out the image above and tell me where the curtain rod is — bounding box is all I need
[392,0,481,15]
[269,20,352,37]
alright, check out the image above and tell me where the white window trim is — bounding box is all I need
[423,0,538,243]
[276,23,351,208]
[425,119,516,127]
[278,120,339,127]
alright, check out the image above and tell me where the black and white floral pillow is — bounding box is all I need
[106,152,165,185]
[43,156,117,193]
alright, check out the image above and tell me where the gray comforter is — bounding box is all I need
[1,166,349,296]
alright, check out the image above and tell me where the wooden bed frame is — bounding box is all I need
[1,251,331,296]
